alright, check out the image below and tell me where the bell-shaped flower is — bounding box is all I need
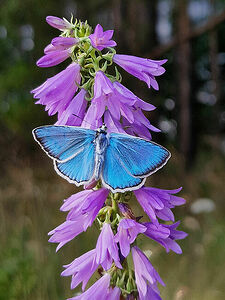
[31,62,81,117]
[96,223,122,270]
[48,188,109,251]
[55,88,87,126]
[37,37,79,68]
[132,246,164,300]
[61,249,98,291]
[68,273,111,300]
[113,54,167,90]
[106,286,121,300]
[144,221,187,254]
[114,219,146,257]
[134,187,185,223]
[89,24,116,51]
[46,15,72,31]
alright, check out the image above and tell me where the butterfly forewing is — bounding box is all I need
[106,133,170,178]
[33,125,96,185]
[32,125,96,162]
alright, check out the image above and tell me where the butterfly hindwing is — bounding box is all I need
[101,142,145,192]
[32,125,96,162]
[107,133,170,178]
[33,125,96,185]
[54,140,95,184]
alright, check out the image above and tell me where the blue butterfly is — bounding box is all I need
[32,125,170,193]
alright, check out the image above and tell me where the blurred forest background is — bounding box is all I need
[0,0,225,299]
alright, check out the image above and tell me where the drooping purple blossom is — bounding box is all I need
[61,249,98,290]
[48,188,109,250]
[96,223,122,270]
[51,37,79,47]
[63,188,109,229]
[83,71,158,137]
[31,62,81,117]
[89,24,116,51]
[114,219,146,257]
[134,187,186,223]
[46,15,72,31]
[68,273,111,300]
[37,37,79,68]
[55,88,87,126]
[144,221,187,254]
[132,246,164,300]
[113,54,167,90]
[37,49,71,67]
[106,286,121,300]
[48,217,86,252]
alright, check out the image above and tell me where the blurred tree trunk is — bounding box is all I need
[112,0,158,54]
[174,0,192,166]
[209,0,221,131]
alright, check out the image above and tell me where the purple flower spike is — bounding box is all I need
[132,246,164,300]
[134,187,185,223]
[61,249,98,291]
[68,273,111,300]
[46,16,72,31]
[96,223,122,270]
[114,219,146,257]
[55,88,87,126]
[36,49,71,67]
[144,221,187,254]
[31,62,81,117]
[89,24,117,51]
[113,54,167,90]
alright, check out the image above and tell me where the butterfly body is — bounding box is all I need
[93,126,109,180]
[32,125,170,193]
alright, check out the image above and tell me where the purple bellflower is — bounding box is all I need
[68,273,111,300]
[96,223,122,270]
[144,221,188,254]
[113,54,167,90]
[55,88,87,126]
[132,246,164,300]
[134,187,186,223]
[46,16,72,31]
[37,37,79,68]
[114,218,146,257]
[61,249,98,290]
[89,24,116,51]
[83,71,159,138]
[106,286,121,300]
[31,62,81,117]
[48,188,109,251]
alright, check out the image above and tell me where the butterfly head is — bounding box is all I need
[97,124,107,133]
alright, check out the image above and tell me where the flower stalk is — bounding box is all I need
[32,14,187,300]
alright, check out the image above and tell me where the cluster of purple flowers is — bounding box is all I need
[32,15,187,299]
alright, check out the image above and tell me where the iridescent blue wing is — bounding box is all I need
[32,125,95,162]
[54,142,95,185]
[109,133,170,177]
[32,125,96,185]
[101,132,170,192]
[101,142,145,193]
[108,133,170,178]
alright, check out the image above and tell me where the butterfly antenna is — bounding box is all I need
[72,114,98,128]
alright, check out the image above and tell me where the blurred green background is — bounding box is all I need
[0,0,225,299]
